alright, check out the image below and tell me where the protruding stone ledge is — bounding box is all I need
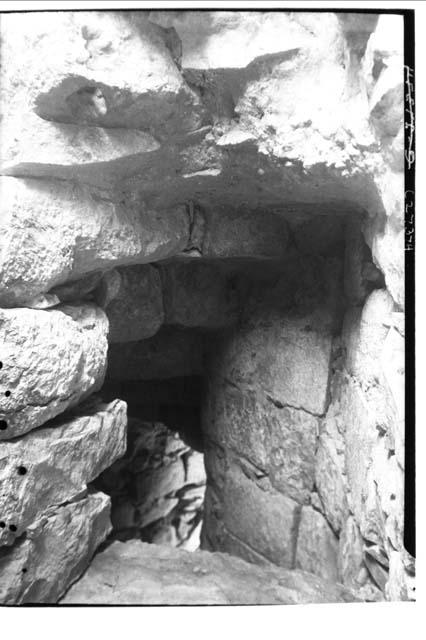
[0,399,127,546]
[0,304,109,440]
[0,492,111,604]
[0,176,189,307]
[60,539,358,605]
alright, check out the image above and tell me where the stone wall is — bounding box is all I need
[0,10,411,604]
[94,419,206,551]
[201,226,413,601]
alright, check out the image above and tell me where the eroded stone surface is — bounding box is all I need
[203,385,317,504]
[203,460,300,569]
[94,418,205,549]
[0,399,126,546]
[0,12,204,165]
[0,177,189,307]
[295,506,339,583]
[0,492,111,605]
[0,304,108,439]
[61,539,358,605]
[103,264,164,342]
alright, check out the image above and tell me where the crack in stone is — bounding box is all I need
[265,393,326,418]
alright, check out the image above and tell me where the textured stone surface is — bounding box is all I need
[0,9,408,602]
[104,264,164,342]
[202,208,289,259]
[295,506,339,583]
[315,415,348,534]
[160,261,240,328]
[0,177,189,307]
[94,419,205,548]
[203,384,317,504]
[61,539,358,605]
[107,327,206,380]
[0,12,204,168]
[204,461,300,568]
[0,492,111,605]
[0,399,126,546]
[211,303,334,416]
[0,303,108,439]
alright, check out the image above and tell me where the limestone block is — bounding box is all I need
[61,539,358,605]
[0,177,189,307]
[204,384,317,504]
[0,399,127,546]
[380,324,405,466]
[219,462,300,568]
[212,307,334,415]
[295,506,339,583]
[160,261,239,329]
[106,327,205,381]
[134,460,186,505]
[0,303,109,439]
[0,492,111,605]
[104,264,164,342]
[0,11,204,157]
[386,550,416,601]
[138,497,180,530]
[342,289,395,385]
[337,515,366,590]
[315,427,348,534]
[203,209,289,259]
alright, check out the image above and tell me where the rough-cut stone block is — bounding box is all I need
[0,399,127,546]
[134,460,185,505]
[104,264,164,342]
[337,515,366,590]
[0,304,108,439]
[0,492,111,604]
[160,261,239,329]
[212,307,334,415]
[203,384,317,504]
[315,427,348,534]
[295,506,339,583]
[343,289,395,386]
[203,209,289,259]
[219,462,300,568]
[0,176,189,307]
[386,550,416,601]
[0,12,204,163]
[106,327,205,381]
[61,539,358,605]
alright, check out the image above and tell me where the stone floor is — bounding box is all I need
[60,540,359,605]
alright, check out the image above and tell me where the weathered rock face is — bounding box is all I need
[60,539,358,605]
[0,9,409,605]
[0,492,111,605]
[201,250,342,566]
[94,418,205,550]
[102,264,164,342]
[0,396,127,604]
[0,177,189,307]
[0,399,127,546]
[0,303,109,439]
